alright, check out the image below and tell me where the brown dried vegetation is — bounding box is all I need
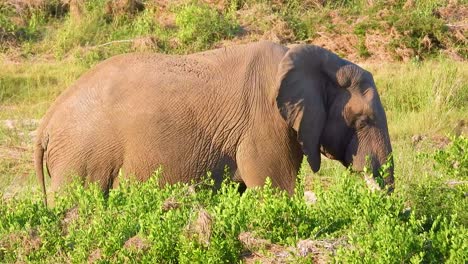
[185,207,213,246]
[238,231,347,263]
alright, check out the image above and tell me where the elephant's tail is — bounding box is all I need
[34,138,47,207]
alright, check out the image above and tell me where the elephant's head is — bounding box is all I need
[276,44,394,191]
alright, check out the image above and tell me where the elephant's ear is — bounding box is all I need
[275,44,351,172]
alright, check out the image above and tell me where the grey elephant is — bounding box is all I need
[35,41,394,205]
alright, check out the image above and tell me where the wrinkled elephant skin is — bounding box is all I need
[35,41,394,205]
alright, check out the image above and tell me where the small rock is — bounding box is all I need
[304,191,317,205]
[430,135,451,149]
[22,228,42,255]
[4,120,14,129]
[411,134,423,145]
[364,175,382,192]
[186,208,213,246]
[61,206,79,235]
[295,237,346,262]
[297,239,320,257]
[195,208,213,245]
[274,249,291,259]
[187,185,196,195]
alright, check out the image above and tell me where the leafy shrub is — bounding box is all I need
[432,136,467,179]
[1,0,465,60]
[175,2,239,51]
[0,2,47,47]
[403,135,467,248]
[387,9,447,58]
[1,167,466,263]
[0,3,18,44]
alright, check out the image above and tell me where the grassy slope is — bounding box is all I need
[0,0,467,263]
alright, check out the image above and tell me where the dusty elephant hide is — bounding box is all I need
[35,41,394,205]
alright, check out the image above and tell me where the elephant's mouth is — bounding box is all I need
[320,145,351,168]
[320,131,355,167]
[343,135,358,169]
[320,146,335,160]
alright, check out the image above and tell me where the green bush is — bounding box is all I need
[405,136,467,234]
[175,2,239,51]
[0,4,18,42]
[388,10,447,58]
[0,2,47,47]
[1,168,466,263]
[433,136,467,179]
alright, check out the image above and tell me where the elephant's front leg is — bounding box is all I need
[235,132,303,195]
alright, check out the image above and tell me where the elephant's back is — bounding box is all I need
[39,52,216,175]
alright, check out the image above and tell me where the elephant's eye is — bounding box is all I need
[354,116,369,130]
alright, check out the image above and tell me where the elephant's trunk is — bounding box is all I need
[346,126,394,192]
[369,149,394,193]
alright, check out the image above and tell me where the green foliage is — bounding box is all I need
[387,9,446,58]
[0,2,48,48]
[404,136,467,234]
[275,0,311,41]
[52,3,107,57]
[1,167,467,262]
[0,62,86,111]
[327,0,370,10]
[175,2,239,51]
[0,4,18,41]
[432,136,468,179]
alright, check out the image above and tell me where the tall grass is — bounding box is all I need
[0,60,87,119]
[368,59,467,135]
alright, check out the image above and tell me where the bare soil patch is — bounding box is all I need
[123,235,150,252]
[87,248,103,263]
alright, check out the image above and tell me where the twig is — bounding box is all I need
[89,39,138,49]
[446,180,468,187]
[446,23,468,29]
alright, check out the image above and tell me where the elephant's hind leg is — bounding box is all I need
[46,158,85,206]
[46,149,121,204]
[85,164,121,194]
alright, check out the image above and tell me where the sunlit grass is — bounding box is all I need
[0,59,87,119]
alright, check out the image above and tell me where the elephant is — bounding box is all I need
[34,41,394,206]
